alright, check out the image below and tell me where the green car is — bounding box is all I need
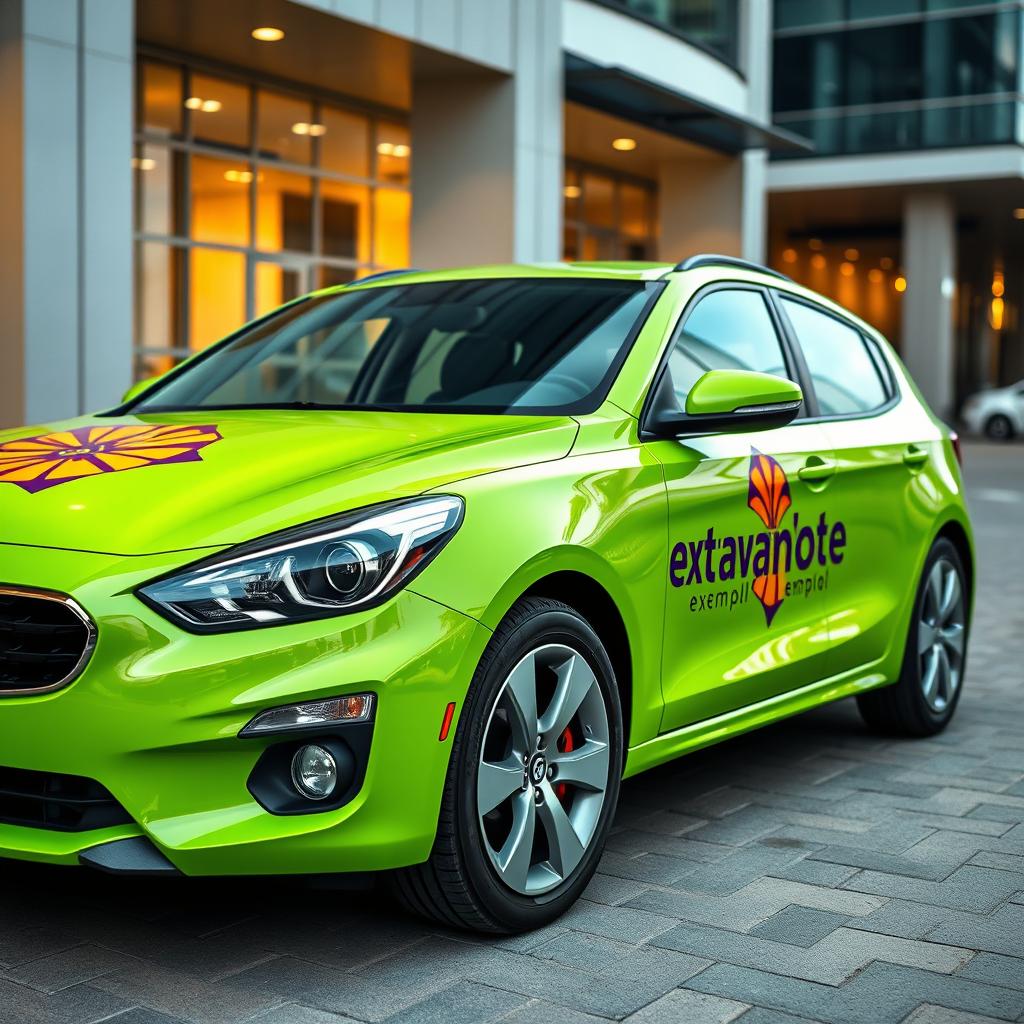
[0,256,972,933]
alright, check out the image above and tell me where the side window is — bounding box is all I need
[780,297,889,416]
[666,289,790,408]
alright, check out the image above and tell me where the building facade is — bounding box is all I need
[767,0,1024,417]
[0,0,799,429]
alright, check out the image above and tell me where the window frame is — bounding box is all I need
[639,280,808,437]
[769,288,901,423]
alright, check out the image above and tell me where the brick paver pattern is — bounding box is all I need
[0,442,1021,1024]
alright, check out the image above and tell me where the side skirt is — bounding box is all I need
[624,667,890,779]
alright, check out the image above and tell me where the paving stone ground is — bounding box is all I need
[1,440,1022,1024]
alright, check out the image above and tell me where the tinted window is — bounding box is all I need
[131,278,655,415]
[780,297,889,415]
[666,289,790,407]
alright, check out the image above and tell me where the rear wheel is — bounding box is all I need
[857,537,968,736]
[392,597,623,933]
[984,414,1014,441]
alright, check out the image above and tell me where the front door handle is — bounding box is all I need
[798,456,837,483]
[903,444,929,468]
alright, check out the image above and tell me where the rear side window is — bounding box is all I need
[779,297,889,416]
[666,289,791,407]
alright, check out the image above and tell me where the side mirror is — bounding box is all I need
[121,375,163,405]
[643,369,802,438]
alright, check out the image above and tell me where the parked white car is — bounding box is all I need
[961,381,1024,441]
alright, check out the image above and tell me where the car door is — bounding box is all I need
[649,285,838,733]
[773,292,913,679]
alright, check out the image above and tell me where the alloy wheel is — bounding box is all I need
[918,557,966,713]
[476,643,610,896]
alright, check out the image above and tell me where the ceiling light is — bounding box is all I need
[782,247,797,263]
[131,156,156,171]
[840,261,855,277]
[392,143,410,158]
[292,122,310,135]
[810,253,826,270]
[252,26,285,42]
[184,96,203,110]
[376,142,395,156]
[612,137,637,151]
[224,169,254,184]
[563,185,581,199]
[894,275,907,292]
[308,123,326,137]
[868,268,884,283]
[200,99,221,113]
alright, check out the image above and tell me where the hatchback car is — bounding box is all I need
[0,256,972,933]
[961,379,1024,440]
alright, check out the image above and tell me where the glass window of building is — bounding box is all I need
[134,58,411,381]
[600,1,740,67]
[562,163,657,262]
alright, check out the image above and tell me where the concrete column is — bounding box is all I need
[410,0,561,267]
[0,0,132,429]
[657,154,743,261]
[901,192,956,418]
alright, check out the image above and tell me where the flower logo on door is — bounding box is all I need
[748,449,792,626]
[0,424,222,493]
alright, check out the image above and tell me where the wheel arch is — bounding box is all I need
[519,570,634,748]
[935,518,975,612]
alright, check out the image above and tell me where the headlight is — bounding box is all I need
[138,495,463,632]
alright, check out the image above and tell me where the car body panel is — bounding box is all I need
[961,382,1024,437]
[0,261,975,877]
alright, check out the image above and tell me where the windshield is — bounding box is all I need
[130,278,659,415]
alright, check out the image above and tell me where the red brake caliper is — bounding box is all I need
[555,726,574,803]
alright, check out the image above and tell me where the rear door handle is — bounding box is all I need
[903,444,929,467]
[797,456,837,482]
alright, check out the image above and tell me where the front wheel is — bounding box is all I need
[392,596,623,933]
[857,537,969,736]
[984,414,1015,441]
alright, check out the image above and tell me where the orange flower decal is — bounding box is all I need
[748,449,792,626]
[0,424,221,493]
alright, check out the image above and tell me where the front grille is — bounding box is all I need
[0,587,95,695]
[0,766,132,832]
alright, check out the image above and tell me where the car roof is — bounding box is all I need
[328,259,882,341]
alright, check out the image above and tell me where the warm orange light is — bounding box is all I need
[612,137,637,151]
[810,253,826,270]
[131,156,156,171]
[185,96,221,112]
[808,238,823,251]
[377,142,410,158]
[184,96,203,110]
[563,185,581,199]
[1014,208,1024,220]
[868,268,884,284]
[844,248,859,261]
[894,276,907,293]
[224,169,259,183]
[251,26,285,41]
[840,261,855,277]
[782,248,797,264]
[990,296,1005,330]
[992,270,1005,298]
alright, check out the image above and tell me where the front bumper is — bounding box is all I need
[0,543,489,875]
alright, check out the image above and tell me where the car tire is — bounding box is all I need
[857,537,969,737]
[391,596,624,933]
[984,414,1015,441]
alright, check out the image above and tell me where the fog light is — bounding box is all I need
[291,744,337,801]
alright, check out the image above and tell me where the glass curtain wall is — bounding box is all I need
[773,2,1020,157]
[596,0,739,67]
[562,164,658,262]
[134,57,411,380]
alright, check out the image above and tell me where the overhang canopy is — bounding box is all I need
[564,54,812,156]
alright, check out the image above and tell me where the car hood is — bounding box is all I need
[0,410,578,555]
